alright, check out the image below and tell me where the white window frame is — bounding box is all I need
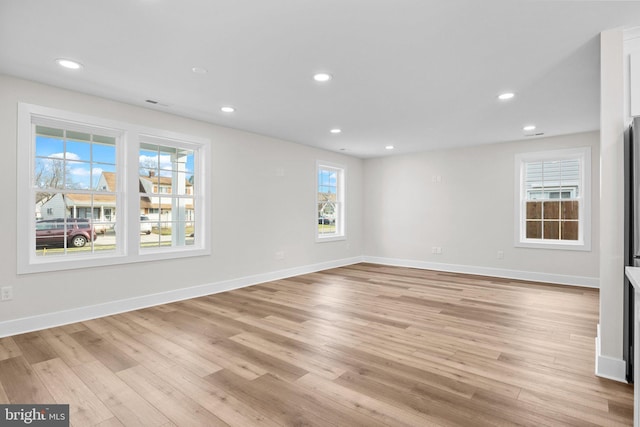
[316,161,346,242]
[17,103,211,274]
[514,147,591,251]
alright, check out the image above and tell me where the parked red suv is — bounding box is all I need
[36,218,97,248]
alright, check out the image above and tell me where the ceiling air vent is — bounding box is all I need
[144,99,169,107]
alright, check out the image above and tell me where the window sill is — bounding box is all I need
[515,239,591,252]
[316,235,346,243]
[19,247,211,274]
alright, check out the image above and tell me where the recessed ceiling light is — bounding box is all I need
[56,58,82,70]
[221,106,235,113]
[523,125,536,131]
[330,128,342,134]
[385,145,395,150]
[313,73,332,82]
[192,67,208,74]
[498,92,515,100]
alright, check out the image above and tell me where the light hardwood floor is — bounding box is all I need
[0,263,634,426]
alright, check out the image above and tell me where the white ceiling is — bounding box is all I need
[1,1,639,158]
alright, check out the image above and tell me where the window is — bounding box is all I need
[139,140,195,249]
[31,121,119,259]
[17,103,210,273]
[515,147,591,250]
[316,162,345,241]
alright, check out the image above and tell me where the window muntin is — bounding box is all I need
[139,142,195,249]
[515,148,591,250]
[33,124,118,257]
[316,162,345,241]
[524,158,580,241]
[18,103,210,274]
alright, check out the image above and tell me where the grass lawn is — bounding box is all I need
[318,223,336,234]
[152,225,195,235]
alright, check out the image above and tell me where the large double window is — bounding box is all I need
[18,104,210,273]
[515,147,591,250]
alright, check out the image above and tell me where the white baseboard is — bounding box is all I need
[595,324,627,383]
[0,255,601,338]
[0,256,364,338]
[362,256,599,288]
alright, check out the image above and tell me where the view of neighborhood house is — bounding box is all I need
[317,166,340,236]
[34,125,195,256]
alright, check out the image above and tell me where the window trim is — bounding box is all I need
[316,161,346,242]
[514,147,591,251]
[17,103,211,274]
[136,133,206,256]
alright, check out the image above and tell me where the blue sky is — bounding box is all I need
[36,136,194,190]
[318,169,337,194]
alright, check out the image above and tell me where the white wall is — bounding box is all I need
[595,28,640,383]
[598,29,626,381]
[0,74,364,334]
[363,132,600,286]
[625,28,640,119]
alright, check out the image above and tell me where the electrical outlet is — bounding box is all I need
[497,250,504,259]
[275,251,285,260]
[1,286,13,301]
[436,247,442,254]
[432,247,442,254]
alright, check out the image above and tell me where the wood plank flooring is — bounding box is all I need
[0,263,633,426]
